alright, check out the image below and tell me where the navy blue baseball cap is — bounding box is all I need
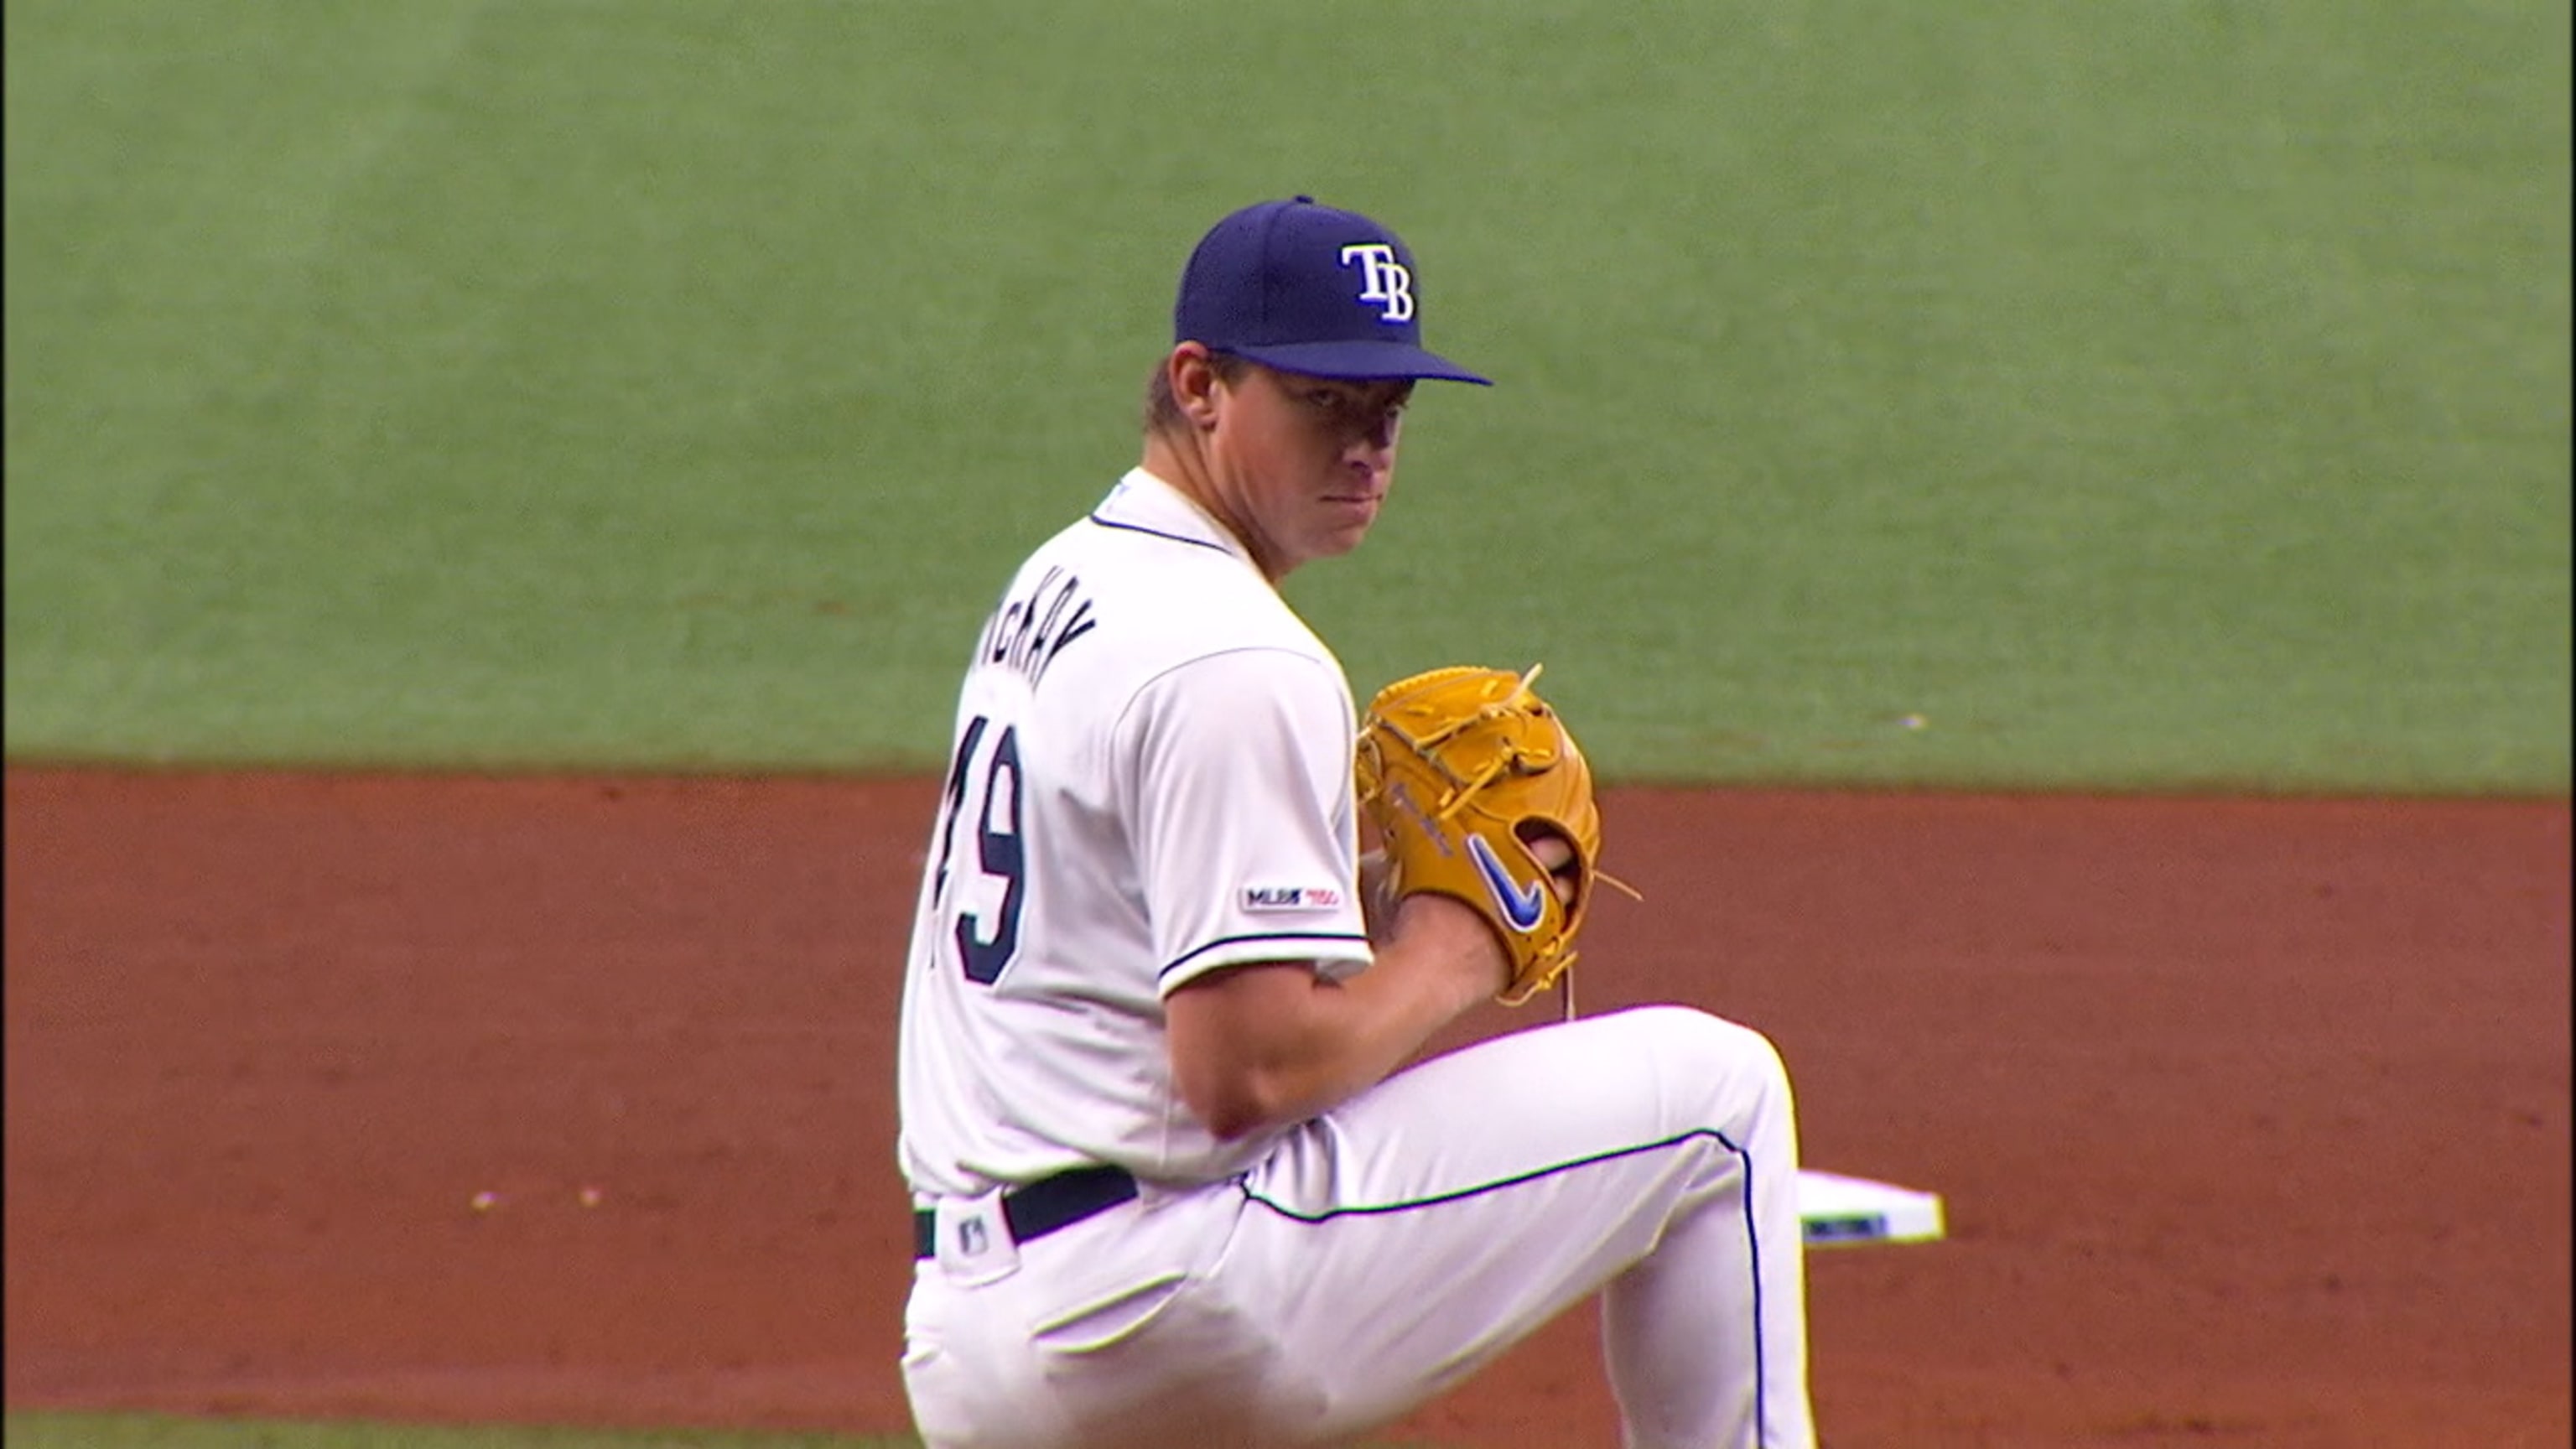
[1174,196,1492,386]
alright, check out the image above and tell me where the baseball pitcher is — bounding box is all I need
[895,196,1815,1447]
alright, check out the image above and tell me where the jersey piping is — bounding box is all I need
[1160,929,1376,979]
[1086,513,1237,553]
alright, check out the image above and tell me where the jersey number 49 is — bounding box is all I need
[930,714,1025,984]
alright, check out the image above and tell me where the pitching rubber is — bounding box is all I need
[1797,1169,1945,1248]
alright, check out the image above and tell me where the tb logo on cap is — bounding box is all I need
[1339,243,1415,322]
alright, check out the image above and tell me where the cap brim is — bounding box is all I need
[1223,340,1493,386]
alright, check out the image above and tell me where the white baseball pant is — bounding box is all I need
[901,1004,1815,1448]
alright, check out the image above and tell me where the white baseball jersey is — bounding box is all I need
[898,467,1374,1199]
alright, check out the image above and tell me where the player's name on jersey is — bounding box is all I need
[979,565,1098,688]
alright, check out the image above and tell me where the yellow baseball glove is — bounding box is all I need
[1354,664,1611,1005]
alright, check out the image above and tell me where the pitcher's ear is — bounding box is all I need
[1168,343,1226,428]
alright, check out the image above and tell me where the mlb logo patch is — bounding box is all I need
[1242,884,1343,912]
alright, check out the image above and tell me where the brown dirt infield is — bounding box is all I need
[5,766,2568,1447]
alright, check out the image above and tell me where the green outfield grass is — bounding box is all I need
[6,0,2568,791]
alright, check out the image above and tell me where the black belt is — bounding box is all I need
[914,1165,1139,1259]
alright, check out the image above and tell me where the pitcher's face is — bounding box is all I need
[1203,364,1415,579]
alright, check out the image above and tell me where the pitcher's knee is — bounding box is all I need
[1615,1005,1792,1098]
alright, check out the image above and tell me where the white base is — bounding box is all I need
[1797,1168,1945,1248]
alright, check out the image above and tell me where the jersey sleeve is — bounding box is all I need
[1119,647,1374,995]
